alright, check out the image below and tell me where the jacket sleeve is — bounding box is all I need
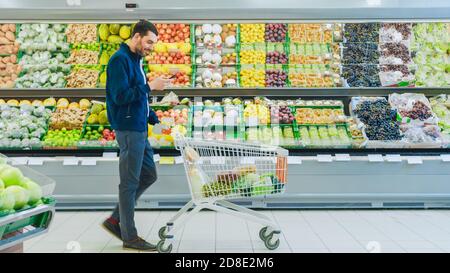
[107,57,147,106]
[148,108,160,125]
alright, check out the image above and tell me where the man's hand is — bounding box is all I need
[149,77,172,91]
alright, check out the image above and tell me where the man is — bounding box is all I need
[102,20,171,251]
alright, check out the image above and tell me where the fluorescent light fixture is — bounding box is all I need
[66,0,81,6]
[366,0,381,6]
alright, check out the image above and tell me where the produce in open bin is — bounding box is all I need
[288,24,335,43]
[295,107,346,125]
[388,93,437,124]
[298,125,351,148]
[266,43,287,64]
[86,101,109,125]
[265,67,287,87]
[351,97,403,142]
[195,67,237,88]
[154,23,190,43]
[43,128,81,148]
[265,23,287,43]
[380,23,412,43]
[66,23,98,44]
[270,105,294,124]
[66,66,100,88]
[244,101,270,125]
[289,43,334,65]
[146,64,192,88]
[17,24,69,54]
[16,52,69,89]
[240,24,265,43]
[0,55,21,88]
[0,104,52,149]
[245,126,296,146]
[430,95,450,145]
[411,23,449,87]
[240,65,265,88]
[49,99,88,130]
[343,65,381,87]
[0,24,19,55]
[195,48,236,66]
[240,43,265,64]
[98,23,133,43]
[79,126,118,148]
[195,24,237,48]
[344,23,380,43]
[146,42,191,64]
[66,43,101,65]
[289,65,340,87]
[342,43,379,65]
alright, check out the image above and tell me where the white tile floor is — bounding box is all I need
[23,209,450,253]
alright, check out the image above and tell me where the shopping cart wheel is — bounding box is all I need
[259,226,270,241]
[158,226,168,239]
[157,240,173,253]
[264,236,280,250]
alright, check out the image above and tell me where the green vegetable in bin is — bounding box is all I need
[251,175,274,197]
[232,176,253,197]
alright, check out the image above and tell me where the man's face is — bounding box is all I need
[135,31,158,57]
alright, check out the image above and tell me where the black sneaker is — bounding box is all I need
[123,237,157,252]
[102,219,122,241]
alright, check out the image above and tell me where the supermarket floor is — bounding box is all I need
[24,209,450,253]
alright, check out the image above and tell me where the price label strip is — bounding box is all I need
[407,156,423,165]
[368,154,384,162]
[385,154,402,162]
[317,154,333,162]
[81,158,97,166]
[335,154,351,161]
[159,157,175,165]
[63,157,79,166]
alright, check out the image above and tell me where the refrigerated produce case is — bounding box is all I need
[0,0,449,209]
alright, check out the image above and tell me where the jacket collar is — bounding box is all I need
[120,42,141,61]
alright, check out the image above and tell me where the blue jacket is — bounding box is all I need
[106,43,159,132]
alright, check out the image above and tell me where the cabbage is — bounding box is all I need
[0,190,15,211]
[22,179,42,205]
[4,186,29,210]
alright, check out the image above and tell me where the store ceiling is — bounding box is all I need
[0,0,449,21]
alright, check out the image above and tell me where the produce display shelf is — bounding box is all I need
[0,87,450,98]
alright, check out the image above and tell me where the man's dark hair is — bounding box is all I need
[132,19,158,37]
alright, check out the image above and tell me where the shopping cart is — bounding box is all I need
[156,136,288,253]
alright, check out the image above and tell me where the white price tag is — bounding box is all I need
[103,152,117,158]
[441,154,450,162]
[175,156,184,164]
[28,158,44,166]
[288,156,302,165]
[368,154,384,162]
[11,157,28,166]
[81,158,97,166]
[407,156,423,165]
[63,157,79,166]
[386,154,402,162]
[335,154,351,161]
[317,154,333,162]
[153,154,160,162]
[248,117,258,127]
